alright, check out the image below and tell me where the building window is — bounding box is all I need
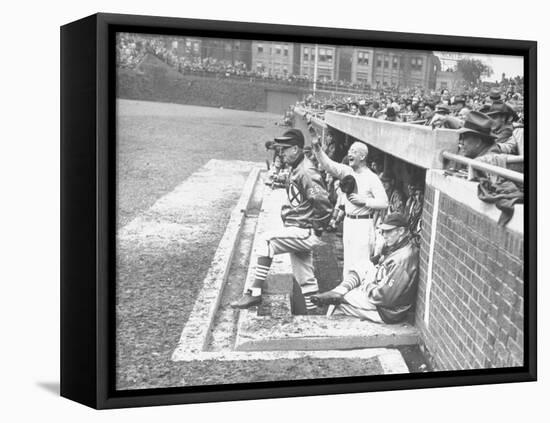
[193,42,200,53]
[319,48,326,62]
[377,56,382,68]
[411,57,423,70]
[358,51,369,66]
[384,56,389,69]
[303,47,309,61]
[275,44,281,55]
[326,49,333,64]
[392,56,399,69]
[234,41,240,50]
[284,46,289,56]
[257,44,264,53]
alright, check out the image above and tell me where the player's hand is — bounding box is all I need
[311,136,321,151]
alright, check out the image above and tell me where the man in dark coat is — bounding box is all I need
[311,213,419,323]
[487,102,516,144]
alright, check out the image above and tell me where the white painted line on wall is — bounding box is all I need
[424,188,440,328]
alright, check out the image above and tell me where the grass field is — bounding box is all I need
[117,99,281,227]
[116,100,281,389]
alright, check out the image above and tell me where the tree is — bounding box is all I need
[456,58,493,85]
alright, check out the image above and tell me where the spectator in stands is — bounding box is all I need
[431,104,463,129]
[312,213,419,324]
[384,107,401,122]
[487,102,516,143]
[456,111,500,160]
[498,126,523,156]
[452,95,466,116]
[422,103,435,124]
[368,102,381,118]
[349,102,360,115]
[488,87,503,105]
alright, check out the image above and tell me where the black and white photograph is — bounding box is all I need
[114,31,527,390]
[4,0,548,420]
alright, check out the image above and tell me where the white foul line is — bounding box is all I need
[424,189,440,328]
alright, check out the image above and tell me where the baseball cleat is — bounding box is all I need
[230,291,262,309]
[310,290,344,306]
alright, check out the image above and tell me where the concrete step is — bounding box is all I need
[234,183,419,352]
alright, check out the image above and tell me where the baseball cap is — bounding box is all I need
[273,129,305,149]
[379,213,408,230]
[340,175,357,195]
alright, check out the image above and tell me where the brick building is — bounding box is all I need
[300,44,338,80]
[200,38,252,67]
[371,49,440,89]
[172,37,202,60]
[350,47,375,85]
[251,41,299,77]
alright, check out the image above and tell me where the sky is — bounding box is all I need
[434,51,523,82]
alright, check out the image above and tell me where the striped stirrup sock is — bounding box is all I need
[250,256,273,293]
[304,292,319,310]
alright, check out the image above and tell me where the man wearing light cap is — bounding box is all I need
[312,213,420,323]
[231,129,332,312]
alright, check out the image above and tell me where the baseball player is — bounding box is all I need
[310,135,388,289]
[231,129,332,312]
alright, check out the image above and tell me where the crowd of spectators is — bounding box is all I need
[299,83,525,164]
[118,33,376,91]
[116,33,312,86]
[299,82,524,125]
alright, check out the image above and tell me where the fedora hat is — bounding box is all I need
[486,102,516,118]
[457,111,497,140]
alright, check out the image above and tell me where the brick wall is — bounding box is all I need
[416,175,524,370]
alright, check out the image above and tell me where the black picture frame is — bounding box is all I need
[61,12,537,409]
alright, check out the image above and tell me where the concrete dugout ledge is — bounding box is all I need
[426,169,524,235]
[325,111,458,169]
